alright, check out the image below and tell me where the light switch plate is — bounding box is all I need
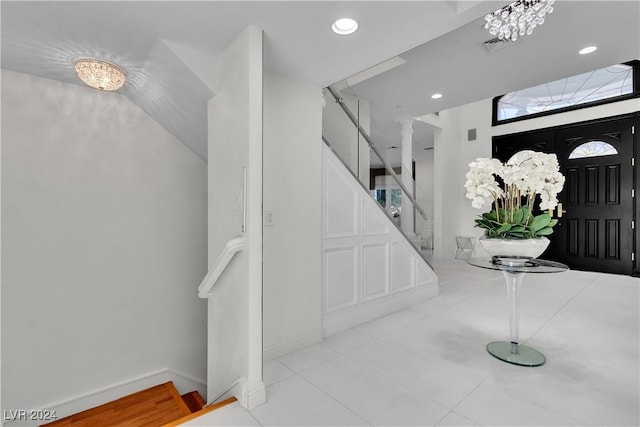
[265,210,275,226]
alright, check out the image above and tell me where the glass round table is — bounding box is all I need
[466,256,568,367]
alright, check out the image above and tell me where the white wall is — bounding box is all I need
[1,56,4,423]
[206,26,265,409]
[414,151,434,243]
[1,70,208,419]
[262,71,322,360]
[428,108,463,260]
[322,144,438,335]
[451,100,495,255]
[433,96,640,259]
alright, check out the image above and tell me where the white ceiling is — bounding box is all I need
[2,1,639,163]
[339,0,640,165]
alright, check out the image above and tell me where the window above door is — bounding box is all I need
[493,61,639,126]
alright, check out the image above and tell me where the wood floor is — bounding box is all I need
[42,381,214,427]
[161,397,238,427]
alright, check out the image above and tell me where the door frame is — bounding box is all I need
[635,114,640,275]
[492,112,639,276]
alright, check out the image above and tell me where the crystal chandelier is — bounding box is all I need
[74,59,126,91]
[484,0,555,42]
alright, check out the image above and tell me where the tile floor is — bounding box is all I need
[186,260,639,426]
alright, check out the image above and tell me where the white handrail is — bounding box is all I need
[198,237,247,298]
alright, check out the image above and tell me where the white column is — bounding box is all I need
[245,25,266,409]
[207,25,265,409]
[400,119,415,235]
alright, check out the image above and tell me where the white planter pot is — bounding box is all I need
[479,236,550,260]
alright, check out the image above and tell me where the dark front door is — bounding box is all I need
[554,118,634,275]
[493,115,636,275]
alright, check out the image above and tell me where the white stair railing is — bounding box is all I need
[198,236,247,298]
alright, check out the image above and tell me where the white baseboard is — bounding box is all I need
[263,329,323,361]
[244,381,266,409]
[322,281,440,337]
[3,368,206,426]
[207,376,265,410]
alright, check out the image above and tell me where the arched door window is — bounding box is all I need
[568,141,618,159]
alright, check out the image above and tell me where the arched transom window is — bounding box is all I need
[568,140,618,159]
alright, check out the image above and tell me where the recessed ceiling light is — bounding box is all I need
[579,46,597,55]
[332,18,358,35]
[431,93,443,99]
[74,58,126,91]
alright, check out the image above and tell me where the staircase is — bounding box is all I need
[41,382,232,427]
[321,86,439,335]
[322,86,433,265]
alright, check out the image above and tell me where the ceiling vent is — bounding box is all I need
[483,37,519,53]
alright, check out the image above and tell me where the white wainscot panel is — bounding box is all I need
[362,198,389,236]
[324,246,358,313]
[324,159,358,239]
[415,259,437,287]
[391,242,414,293]
[361,243,389,301]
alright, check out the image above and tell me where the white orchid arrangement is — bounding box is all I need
[465,150,565,239]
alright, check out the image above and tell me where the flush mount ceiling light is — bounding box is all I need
[431,93,443,99]
[484,0,554,42]
[579,46,598,55]
[332,18,358,35]
[74,58,126,91]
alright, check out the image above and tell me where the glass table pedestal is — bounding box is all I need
[466,257,568,367]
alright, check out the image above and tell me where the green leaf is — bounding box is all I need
[483,211,497,221]
[513,208,524,224]
[497,223,512,233]
[510,225,525,232]
[507,232,527,238]
[548,219,558,228]
[521,205,534,223]
[475,218,496,229]
[535,227,554,236]
[529,213,551,232]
